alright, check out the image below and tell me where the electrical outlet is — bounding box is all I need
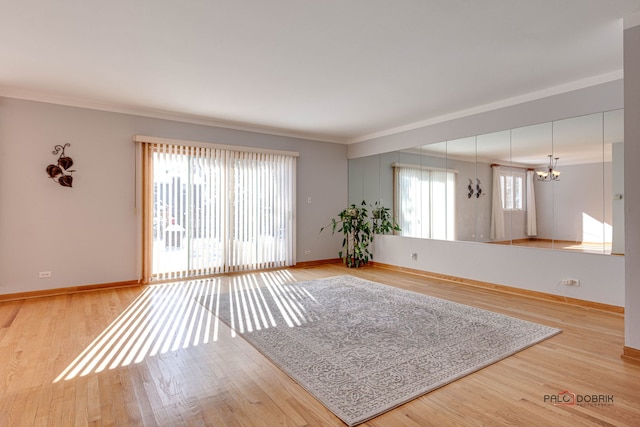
[561,279,580,287]
[304,250,311,255]
[411,253,418,260]
[38,271,52,279]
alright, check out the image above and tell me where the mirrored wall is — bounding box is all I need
[348,109,624,255]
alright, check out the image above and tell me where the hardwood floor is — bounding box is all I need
[1,264,639,426]
[491,238,613,255]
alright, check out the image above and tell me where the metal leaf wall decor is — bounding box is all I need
[46,143,75,187]
[467,178,483,199]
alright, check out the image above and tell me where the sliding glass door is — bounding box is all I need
[140,140,296,281]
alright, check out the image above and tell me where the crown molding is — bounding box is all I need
[0,70,623,147]
[0,87,346,144]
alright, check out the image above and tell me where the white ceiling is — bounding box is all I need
[1,1,639,143]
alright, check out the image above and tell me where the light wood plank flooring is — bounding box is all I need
[1,264,639,426]
[492,238,613,255]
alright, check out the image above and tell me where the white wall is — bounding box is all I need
[534,162,613,244]
[0,97,347,295]
[624,21,640,349]
[612,142,625,254]
[373,235,625,307]
[350,81,625,307]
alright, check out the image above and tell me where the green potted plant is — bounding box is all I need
[370,201,400,235]
[321,200,399,268]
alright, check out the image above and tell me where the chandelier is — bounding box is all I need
[536,154,560,182]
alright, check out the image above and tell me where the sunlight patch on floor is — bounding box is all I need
[54,269,299,382]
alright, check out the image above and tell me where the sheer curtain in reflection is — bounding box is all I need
[393,164,455,240]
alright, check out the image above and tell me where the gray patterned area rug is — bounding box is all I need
[199,275,561,426]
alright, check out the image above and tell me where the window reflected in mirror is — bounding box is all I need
[391,141,454,239]
[348,109,624,255]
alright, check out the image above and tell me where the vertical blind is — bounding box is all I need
[393,164,456,240]
[140,138,296,282]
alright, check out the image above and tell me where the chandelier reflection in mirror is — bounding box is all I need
[536,154,560,182]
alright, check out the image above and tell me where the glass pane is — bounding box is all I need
[515,176,523,210]
[500,175,506,209]
[511,122,552,247]
[476,130,510,243]
[152,149,189,277]
[552,113,605,253]
[431,170,448,240]
[606,109,624,254]
[446,136,475,242]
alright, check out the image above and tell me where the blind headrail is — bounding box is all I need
[134,135,299,157]
[391,162,458,174]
